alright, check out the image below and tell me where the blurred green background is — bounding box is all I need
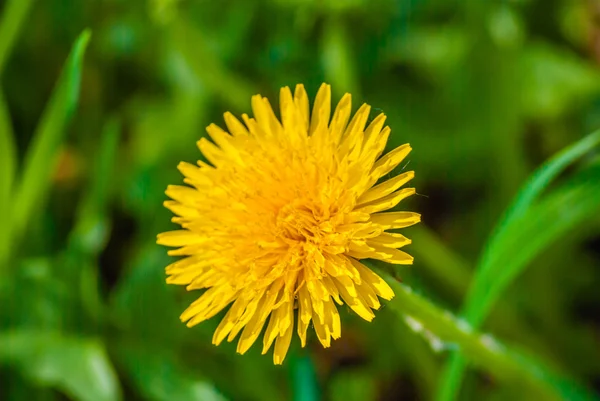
[1,0,600,400]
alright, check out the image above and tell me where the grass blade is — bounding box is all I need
[376,270,598,401]
[437,131,600,400]
[0,90,16,267]
[0,0,35,75]
[10,30,91,246]
[475,130,600,288]
[466,166,600,324]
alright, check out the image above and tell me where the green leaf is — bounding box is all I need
[0,90,16,267]
[467,166,600,324]
[466,129,600,326]
[437,130,600,400]
[0,330,121,401]
[115,344,227,401]
[10,30,91,246]
[0,0,35,75]
[521,44,600,119]
[376,271,598,401]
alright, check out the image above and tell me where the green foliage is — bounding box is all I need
[2,1,600,400]
[0,90,16,265]
[10,30,91,252]
[377,270,598,401]
[0,0,34,75]
[437,130,600,400]
[0,331,120,401]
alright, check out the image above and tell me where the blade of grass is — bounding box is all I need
[0,90,16,267]
[473,129,600,291]
[437,131,600,400]
[375,270,598,401]
[439,170,600,399]
[63,118,121,330]
[467,165,600,326]
[10,30,91,247]
[0,0,35,75]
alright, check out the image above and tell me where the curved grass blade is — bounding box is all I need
[375,270,598,401]
[473,129,600,294]
[0,0,35,75]
[10,30,91,245]
[466,168,600,323]
[437,131,600,400]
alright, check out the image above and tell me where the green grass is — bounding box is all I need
[1,1,600,400]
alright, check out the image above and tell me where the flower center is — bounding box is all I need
[274,198,347,256]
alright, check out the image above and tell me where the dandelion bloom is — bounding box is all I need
[157,83,420,364]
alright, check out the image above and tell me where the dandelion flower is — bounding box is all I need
[157,83,420,364]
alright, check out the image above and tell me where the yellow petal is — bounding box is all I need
[223,111,249,137]
[157,230,206,247]
[273,302,294,364]
[338,103,370,158]
[354,188,415,214]
[349,258,395,300]
[329,93,351,143]
[204,124,245,165]
[357,171,415,204]
[313,312,331,347]
[213,294,254,345]
[166,268,206,285]
[197,137,228,167]
[367,232,411,248]
[370,143,411,180]
[236,295,273,355]
[165,256,206,275]
[347,294,375,322]
[322,275,342,304]
[309,83,331,137]
[370,211,421,229]
[262,302,290,355]
[361,113,386,154]
[294,84,309,135]
[227,294,263,342]
[324,299,341,339]
[356,280,380,310]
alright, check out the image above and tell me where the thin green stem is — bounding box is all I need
[377,269,597,401]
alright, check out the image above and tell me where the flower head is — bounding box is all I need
[157,83,420,364]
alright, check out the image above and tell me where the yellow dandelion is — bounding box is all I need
[157,83,420,364]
